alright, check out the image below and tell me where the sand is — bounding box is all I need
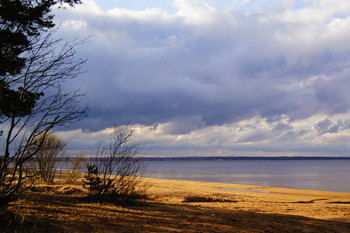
[1,177,350,232]
[147,178,350,223]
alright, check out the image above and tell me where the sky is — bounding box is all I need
[52,0,350,157]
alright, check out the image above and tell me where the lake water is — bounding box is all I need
[142,160,350,193]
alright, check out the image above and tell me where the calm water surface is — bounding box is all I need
[142,160,350,193]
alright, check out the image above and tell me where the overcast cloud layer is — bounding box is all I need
[54,0,350,156]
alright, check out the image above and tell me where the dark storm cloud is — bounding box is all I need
[54,0,350,134]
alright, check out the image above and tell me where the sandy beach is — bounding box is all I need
[147,178,350,223]
[1,177,350,232]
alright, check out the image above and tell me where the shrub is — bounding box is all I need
[31,132,66,183]
[65,152,86,184]
[82,125,147,204]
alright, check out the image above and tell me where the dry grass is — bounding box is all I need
[183,194,238,203]
[1,178,350,232]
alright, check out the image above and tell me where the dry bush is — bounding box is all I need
[31,132,66,183]
[83,125,147,204]
[65,151,87,184]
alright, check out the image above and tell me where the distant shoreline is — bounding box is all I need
[58,156,350,162]
[138,156,350,162]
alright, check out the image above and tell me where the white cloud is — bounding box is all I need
[62,0,102,15]
[62,20,87,30]
[175,0,219,25]
[57,111,350,156]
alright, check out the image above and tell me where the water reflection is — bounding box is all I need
[143,160,350,193]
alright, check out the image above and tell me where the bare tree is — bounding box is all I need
[0,30,87,206]
[31,132,66,183]
[83,125,146,203]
